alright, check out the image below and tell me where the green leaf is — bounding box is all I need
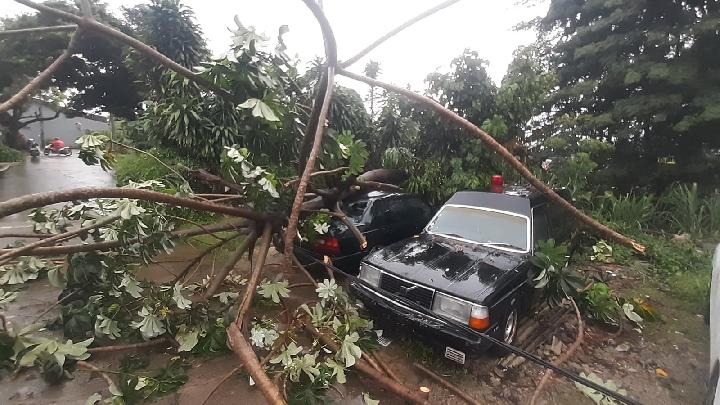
[270,342,302,366]
[47,267,67,289]
[175,325,200,352]
[130,307,166,340]
[258,280,290,303]
[338,332,362,367]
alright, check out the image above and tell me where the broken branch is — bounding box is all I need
[338,68,645,253]
[284,0,339,268]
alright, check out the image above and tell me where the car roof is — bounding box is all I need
[444,187,570,216]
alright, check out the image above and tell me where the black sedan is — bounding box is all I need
[351,186,573,363]
[293,191,433,275]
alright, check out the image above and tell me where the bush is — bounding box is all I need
[114,148,216,225]
[594,192,656,231]
[657,183,720,239]
[0,144,24,162]
[114,148,200,186]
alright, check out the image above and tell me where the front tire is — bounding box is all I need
[490,301,519,356]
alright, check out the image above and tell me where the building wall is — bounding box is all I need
[19,102,109,148]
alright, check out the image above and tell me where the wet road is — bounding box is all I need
[0,155,114,232]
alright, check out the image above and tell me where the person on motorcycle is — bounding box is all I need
[50,137,65,152]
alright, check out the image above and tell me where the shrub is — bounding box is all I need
[658,183,720,239]
[114,148,200,186]
[114,148,215,225]
[594,192,656,231]
[0,144,24,162]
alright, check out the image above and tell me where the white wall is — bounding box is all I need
[19,102,109,147]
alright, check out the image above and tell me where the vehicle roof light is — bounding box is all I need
[490,175,504,193]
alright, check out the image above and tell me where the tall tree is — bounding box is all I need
[363,60,381,118]
[539,0,720,191]
[123,0,209,91]
[0,0,142,147]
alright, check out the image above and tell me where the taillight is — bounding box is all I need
[313,237,340,256]
[490,175,504,193]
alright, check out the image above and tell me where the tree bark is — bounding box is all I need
[226,223,285,405]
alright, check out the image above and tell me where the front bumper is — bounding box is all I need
[350,281,497,355]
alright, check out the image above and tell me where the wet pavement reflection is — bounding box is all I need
[0,155,114,232]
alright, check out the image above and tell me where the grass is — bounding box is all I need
[0,144,24,162]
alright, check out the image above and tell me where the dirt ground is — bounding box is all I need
[0,243,710,405]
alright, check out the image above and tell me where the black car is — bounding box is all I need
[351,185,573,364]
[293,191,434,274]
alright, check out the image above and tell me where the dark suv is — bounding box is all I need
[293,191,433,275]
[350,185,573,364]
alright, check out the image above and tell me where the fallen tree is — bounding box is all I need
[0,0,645,404]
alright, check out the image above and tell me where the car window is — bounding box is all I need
[340,200,369,223]
[403,197,432,223]
[371,198,404,226]
[546,201,573,242]
[533,205,549,246]
[426,205,529,252]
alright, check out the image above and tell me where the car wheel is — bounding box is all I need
[490,301,519,356]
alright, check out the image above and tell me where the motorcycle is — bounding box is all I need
[26,138,41,157]
[44,144,72,156]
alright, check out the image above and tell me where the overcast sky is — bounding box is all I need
[4,0,549,95]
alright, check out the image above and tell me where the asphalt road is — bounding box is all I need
[0,155,114,234]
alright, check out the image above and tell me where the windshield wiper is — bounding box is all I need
[481,242,523,250]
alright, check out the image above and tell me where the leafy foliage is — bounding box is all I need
[0,143,23,162]
[539,0,720,191]
[530,239,584,306]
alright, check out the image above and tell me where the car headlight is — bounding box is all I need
[359,262,381,288]
[432,292,489,330]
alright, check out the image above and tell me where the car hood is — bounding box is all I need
[364,234,528,303]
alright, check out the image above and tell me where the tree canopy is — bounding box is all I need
[538,0,720,192]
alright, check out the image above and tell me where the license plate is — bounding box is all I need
[377,336,392,347]
[444,346,466,364]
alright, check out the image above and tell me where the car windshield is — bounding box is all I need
[426,205,529,252]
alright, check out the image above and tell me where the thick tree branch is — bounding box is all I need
[354,179,402,192]
[284,0,339,267]
[226,223,284,405]
[0,24,77,36]
[0,28,80,114]
[333,202,367,250]
[338,69,645,253]
[0,188,270,222]
[339,0,462,68]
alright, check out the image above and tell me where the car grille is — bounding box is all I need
[379,273,434,309]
